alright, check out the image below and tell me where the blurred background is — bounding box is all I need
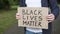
[0,0,60,34]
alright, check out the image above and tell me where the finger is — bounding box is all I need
[48,20,52,23]
[16,16,21,19]
[47,17,54,19]
[47,18,54,23]
[47,18,54,21]
[47,15,54,20]
[47,15,54,18]
[16,13,21,19]
[16,13,20,15]
[47,14,53,17]
[47,14,55,18]
[47,16,54,20]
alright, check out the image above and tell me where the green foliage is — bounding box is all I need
[0,0,10,9]
[0,0,18,9]
[8,0,18,5]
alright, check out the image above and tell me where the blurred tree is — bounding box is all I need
[0,0,19,10]
[8,0,19,5]
[0,0,10,10]
[3,0,10,9]
[57,0,60,4]
[0,0,3,9]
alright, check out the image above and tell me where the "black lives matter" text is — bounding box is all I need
[22,9,43,27]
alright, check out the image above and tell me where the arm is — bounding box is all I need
[19,0,26,7]
[49,0,59,19]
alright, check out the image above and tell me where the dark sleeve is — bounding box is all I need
[19,0,26,7]
[49,0,60,19]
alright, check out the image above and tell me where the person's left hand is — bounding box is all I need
[46,14,55,23]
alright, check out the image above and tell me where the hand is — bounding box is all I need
[46,14,55,23]
[16,13,21,19]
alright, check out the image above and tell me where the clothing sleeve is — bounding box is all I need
[49,0,60,19]
[19,0,26,7]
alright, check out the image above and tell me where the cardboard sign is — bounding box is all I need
[18,7,48,29]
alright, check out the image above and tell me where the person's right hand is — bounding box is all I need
[16,13,21,20]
